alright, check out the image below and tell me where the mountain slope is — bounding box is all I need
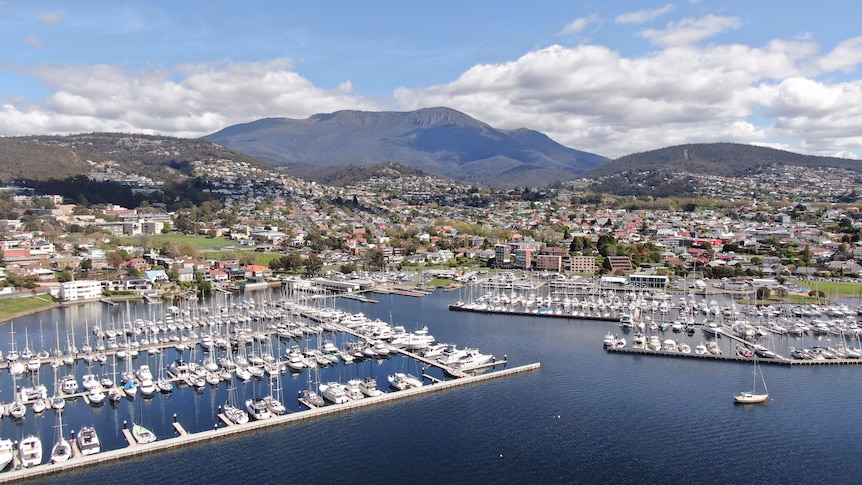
[204,107,609,187]
[584,142,860,178]
[583,142,862,197]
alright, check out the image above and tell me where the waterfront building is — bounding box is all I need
[58,280,103,301]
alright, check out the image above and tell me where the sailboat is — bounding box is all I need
[156,349,174,393]
[50,410,72,463]
[734,358,769,404]
[224,382,249,424]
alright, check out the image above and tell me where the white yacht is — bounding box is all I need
[0,438,13,471]
[78,426,101,455]
[245,398,272,420]
[319,382,349,404]
[61,375,79,395]
[88,384,106,405]
[19,434,42,468]
[263,395,286,416]
[388,372,422,391]
[139,378,156,397]
[359,376,382,397]
[223,403,249,424]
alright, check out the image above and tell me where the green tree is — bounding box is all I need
[56,270,73,283]
[304,254,323,275]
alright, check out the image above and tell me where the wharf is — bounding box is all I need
[606,347,862,366]
[448,303,619,322]
[0,362,540,483]
[340,294,379,304]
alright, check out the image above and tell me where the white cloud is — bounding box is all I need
[639,14,742,47]
[37,12,64,26]
[23,36,44,49]
[0,59,379,138]
[394,34,862,158]
[561,14,599,35]
[616,4,674,25]
[818,36,862,73]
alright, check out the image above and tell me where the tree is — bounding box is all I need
[106,251,125,268]
[56,270,73,283]
[178,241,199,259]
[80,258,93,272]
[365,248,386,271]
[304,254,323,275]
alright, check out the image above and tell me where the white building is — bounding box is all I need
[58,280,103,302]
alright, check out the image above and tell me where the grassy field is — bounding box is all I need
[793,279,862,297]
[0,296,57,322]
[119,234,236,250]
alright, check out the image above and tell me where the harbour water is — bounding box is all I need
[4,289,862,484]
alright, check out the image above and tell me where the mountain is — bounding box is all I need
[0,133,268,183]
[585,142,860,178]
[583,142,862,197]
[0,133,273,209]
[204,107,609,187]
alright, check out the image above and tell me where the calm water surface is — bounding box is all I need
[3,290,862,484]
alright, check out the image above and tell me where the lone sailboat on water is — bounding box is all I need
[734,358,769,404]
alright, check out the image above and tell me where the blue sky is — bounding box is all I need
[2,1,862,159]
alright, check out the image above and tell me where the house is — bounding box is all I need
[144,269,169,283]
[244,264,273,282]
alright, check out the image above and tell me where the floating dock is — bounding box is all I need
[606,347,862,366]
[0,362,540,483]
[449,303,618,322]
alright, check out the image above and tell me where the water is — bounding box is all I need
[4,290,862,484]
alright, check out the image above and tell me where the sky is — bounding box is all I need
[2,1,862,160]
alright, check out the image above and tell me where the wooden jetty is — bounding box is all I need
[0,362,540,483]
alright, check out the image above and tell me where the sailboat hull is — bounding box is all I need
[734,392,768,404]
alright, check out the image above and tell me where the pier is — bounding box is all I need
[607,347,862,365]
[448,303,619,322]
[0,362,540,483]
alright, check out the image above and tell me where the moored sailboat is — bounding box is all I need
[734,358,769,404]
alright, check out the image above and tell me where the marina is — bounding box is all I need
[0,362,539,483]
[0,284,861,483]
[0,288,517,479]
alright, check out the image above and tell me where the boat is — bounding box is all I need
[298,388,325,407]
[619,313,633,329]
[603,332,615,347]
[388,372,422,391]
[78,426,101,456]
[245,397,272,420]
[359,376,382,397]
[132,423,156,444]
[18,434,42,468]
[734,358,769,404]
[51,411,72,463]
[8,399,26,419]
[264,377,286,415]
[139,378,156,397]
[224,385,249,424]
[88,383,106,405]
[319,382,349,404]
[0,438,13,471]
[707,341,721,355]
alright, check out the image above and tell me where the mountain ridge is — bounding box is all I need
[204,107,610,187]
